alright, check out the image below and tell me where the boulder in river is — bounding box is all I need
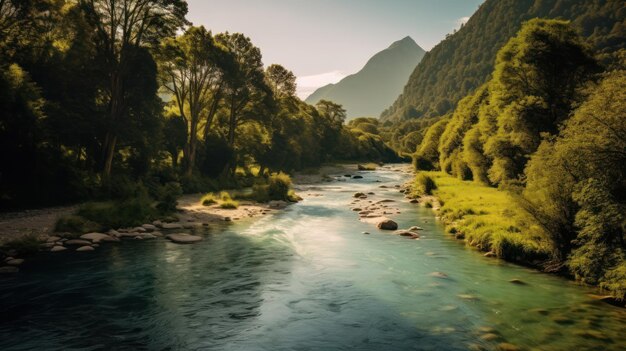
[166,233,203,244]
[376,219,398,230]
[142,224,157,231]
[352,175,363,179]
[6,258,24,266]
[394,230,420,239]
[161,223,183,230]
[80,232,117,243]
[353,192,365,198]
[50,246,67,252]
[76,246,95,252]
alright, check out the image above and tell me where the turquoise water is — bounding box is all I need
[0,168,624,350]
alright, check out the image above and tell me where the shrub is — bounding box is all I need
[425,201,433,208]
[267,172,292,201]
[155,182,182,214]
[414,173,437,195]
[413,155,435,171]
[55,215,102,234]
[78,196,156,229]
[220,199,239,209]
[201,193,218,206]
[2,234,41,255]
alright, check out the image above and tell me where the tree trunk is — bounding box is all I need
[102,133,117,177]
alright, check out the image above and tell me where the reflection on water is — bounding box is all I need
[0,168,625,351]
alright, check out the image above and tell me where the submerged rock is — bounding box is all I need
[6,258,24,266]
[376,219,398,230]
[0,266,19,274]
[166,233,203,244]
[509,279,527,285]
[394,230,420,239]
[430,272,449,279]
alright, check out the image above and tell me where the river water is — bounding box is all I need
[0,167,624,351]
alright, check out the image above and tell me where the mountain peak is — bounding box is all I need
[305,37,426,119]
[388,36,421,51]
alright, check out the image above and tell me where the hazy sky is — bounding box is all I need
[186,0,484,98]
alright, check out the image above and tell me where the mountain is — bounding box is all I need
[305,36,426,120]
[380,0,626,122]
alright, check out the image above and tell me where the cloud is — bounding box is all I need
[456,16,470,27]
[296,70,346,100]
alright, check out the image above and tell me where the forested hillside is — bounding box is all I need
[381,0,626,122]
[408,17,626,299]
[0,0,396,210]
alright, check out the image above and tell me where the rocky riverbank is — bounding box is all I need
[0,163,370,274]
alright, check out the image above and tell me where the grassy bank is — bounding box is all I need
[413,172,552,265]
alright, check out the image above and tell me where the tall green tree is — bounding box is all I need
[158,26,226,176]
[80,0,188,176]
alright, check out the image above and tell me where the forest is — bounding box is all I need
[0,0,396,211]
[405,18,625,300]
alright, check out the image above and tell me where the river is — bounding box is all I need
[0,167,624,350]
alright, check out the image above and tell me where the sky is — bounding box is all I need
[186,0,484,99]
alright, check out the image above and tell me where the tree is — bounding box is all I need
[158,26,226,176]
[484,19,598,184]
[80,0,188,176]
[265,64,296,98]
[216,32,269,147]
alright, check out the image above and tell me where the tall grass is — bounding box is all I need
[420,172,551,264]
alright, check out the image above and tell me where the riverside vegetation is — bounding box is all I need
[402,18,626,301]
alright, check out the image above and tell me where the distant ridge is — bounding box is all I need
[305,36,426,120]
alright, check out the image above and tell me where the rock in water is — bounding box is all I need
[352,175,363,179]
[166,233,203,244]
[50,246,67,252]
[0,266,19,274]
[76,246,95,252]
[376,219,398,230]
[80,233,117,243]
[6,259,24,266]
[161,223,183,230]
[64,239,92,246]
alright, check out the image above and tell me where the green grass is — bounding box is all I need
[419,171,552,264]
[54,214,102,234]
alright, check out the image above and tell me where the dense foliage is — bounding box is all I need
[408,18,626,299]
[0,0,396,210]
[381,0,626,122]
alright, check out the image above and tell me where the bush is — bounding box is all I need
[267,172,292,201]
[78,196,156,229]
[55,215,102,234]
[220,199,239,209]
[201,193,218,206]
[413,155,435,171]
[2,234,41,255]
[414,173,437,195]
[155,182,182,214]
